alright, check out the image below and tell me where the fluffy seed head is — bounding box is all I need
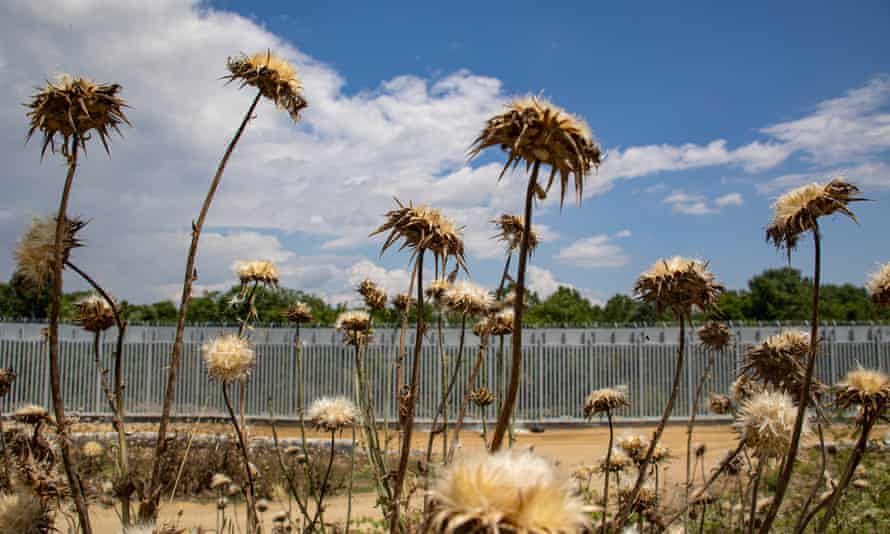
[26,75,129,157]
[730,375,764,403]
[210,473,232,490]
[734,390,807,458]
[598,449,632,473]
[234,259,280,288]
[426,278,452,301]
[391,292,414,312]
[82,440,104,458]
[357,279,388,310]
[0,489,51,534]
[372,199,466,270]
[651,445,672,465]
[0,368,15,398]
[14,216,85,290]
[742,330,816,400]
[75,293,116,332]
[766,178,864,253]
[584,388,629,417]
[617,434,650,464]
[698,322,731,351]
[427,449,590,533]
[470,96,602,206]
[470,387,495,408]
[634,257,723,314]
[472,317,492,338]
[443,281,494,316]
[202,335,255,383]
[281,302,313,323]
[489,309,515,336]
[866,262,890,306]
[306,396,357,432]
[835,367,890,414]
[492,214,539,252]
[708,393,732,415]
[335,310,373,346]
[225,51,307,121]
[14,404,49,425]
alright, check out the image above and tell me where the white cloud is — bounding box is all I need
[663,190,744,215]
[556,231,631,268]
[715,192,744,207]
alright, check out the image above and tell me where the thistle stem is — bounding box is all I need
[448,332,489,463]
[602,410,614,534]
[685,348,716,530]
[222,382,258,533]
[747,458,765,534]
[425,314,467,465]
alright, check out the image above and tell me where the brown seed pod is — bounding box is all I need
[583,388,628,417]
[225,51,307,122]
[634,257,723,314]
[391,292,414,312]
[357,279,388,311]
[708,393,732,415]
[470,387,495,408]
[74,294,116,333]
[698,321,731,351]
[491,214,539,253]
[741,330,821,401]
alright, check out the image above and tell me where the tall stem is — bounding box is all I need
[490,161,539,451]
[448,332,489,463]
[685,349,716,530]
[426,315,467,465]
[142,90,262,521]
[222,383,258,533]
[345,422,357,534]
[747,458,765,534]
[48,143,93,534]
[602,411,615,534]
[759,224,821,533]
[391,250,425,532]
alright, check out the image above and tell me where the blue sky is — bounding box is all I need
[1,1,889,304]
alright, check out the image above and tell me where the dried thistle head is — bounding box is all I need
[470,96,602,206]
[730,374,764,404]
[14,404,49,425]
[651,445,672,465]
[427,449,589,534]
[471,317,492,338]
[201,335,255,383]
[470,387,495,408]
[426,278,452,302]
[489,308,515,336]
[708,393,732,415]
[14,216,85,290]
[391,292,414,312]
[225,51,307,121]
[492,214,539,252]
[443,281,494,316]
[306,396,356,432]
[598,449,632,473]
[281,302,313,323]
[866,261,890,306]
[742,330,818,401]
[0,368,16,398]
[835,367,890,415]
[0,489,51,534]
[234,259,280,289]
[503,289,529,310]
[766,178,864,252]
[75,293,115,332]
[694,442,707,458]
[372,199,466,270]
[618,483,658,514]
[583,388,628,417]
[356,279,388,311]
[616,434,650,464]
[634,257,723,315]
[335,310,373,346]
[81,440,104,458]
[210,473,232,490]
[26,75,129,157]
[734,390,807,458]
[698,322,731,351]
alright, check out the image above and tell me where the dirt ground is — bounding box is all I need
[88,422,744,531]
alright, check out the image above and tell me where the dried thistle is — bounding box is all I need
[470,387,495,408]
[443,281,493,316]
[234,259,280,289]
[866,261,890,306]
[210,473,233,490]
[81,440,104,458]
[74,293,115,332]
[427,450,589,533]
[729,375,763,404]
[0,368,15,398]
[766,178,864,252]
[470,96,602,205]
[651,445,672,465]
[335,310,373,346]
[14,216,85,290]
[201,335,255,383]
[372,199,466,270]
[503,289,529,310]
[26,75,129,157]
[734,390,807,458]
[698,322,731,351]
[599,449,632,473]
[741,330,820,400]
[489,308,515,336]
[471,317,492,337]
[634,257,723,314]
[13,405,49,426]
[708,393,732,415]
[425,278,451,301]
[357,279,388,310]
[618,483,658,514]
[0,489,51,534]
[835,367,890,414]
[281,302,313,324]
[616,434,650,464]
[583,388,628,417]
[225,51,307,122]
[306,396,357,432]
[492,214,539,252]
[391,292,414,312]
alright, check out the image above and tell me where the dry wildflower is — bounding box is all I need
[634,257,723,314]
[306,396,357,432]
[201,335,255,383]
[742,330,815,399]
[26,75,129,156]
[503,289,529,310]
[335,310,373,345]
[75,293,115,332]
[492,214,539,252]
[14,216,85,289]
[427,449,589,533]
[281,302,313,323]
[443,281,493,316]
[866,262,890,306]
[598,449,632,473]
[426,278,452,301]
[651,445,672,465]
[835,367,890,414]
[357,279,388,310]
[694,443,707,458]
[489,308,515,336]
[0,368,15,398]
[225,51,307,121]
[766,178,864,252]
[472,318,492,337]
[584,388,628,417]
[81,440,104,458]
[618,483,658,513]
[470,387,495,408]
[234,259,280,288]
[617,434,650,464]
[735,390,807,458]
[216,497,229,510]
[708,393,732,415]
[698,322,731,351]
[14,404,49,425]
[470,96,602,205]
[0,489,51,534]
[391,292,414,312]
[730,374,764,403]
[372,199,466,270]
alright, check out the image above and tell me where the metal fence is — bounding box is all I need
[2,333,888,423]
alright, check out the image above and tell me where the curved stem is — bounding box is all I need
[448,333,490,463]
[222,382,258,533]
[426,315,467,465]
[310,431,338,530]
[759,224,821,533]
[793,422,827,533]
[345,423,357,534]
[142,90,262,521]
[748,458,765,534]
[685,349,716,530]
[268,404,314,527]
[602,411,614,534]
